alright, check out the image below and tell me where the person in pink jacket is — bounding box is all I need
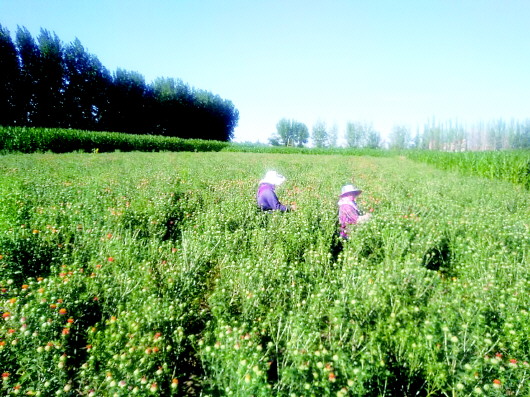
[338,184,371,239]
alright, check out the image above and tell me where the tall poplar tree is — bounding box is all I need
[63,38,111,129]
[0,25,20,125]
[37,29,65,126]
[16,27,40,125]
[311,120,328,148]
[388,125,411,149]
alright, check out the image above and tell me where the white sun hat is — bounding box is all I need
[260,170,286,186]
[340,184,362,197]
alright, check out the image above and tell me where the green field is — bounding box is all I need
[1,151,529,396]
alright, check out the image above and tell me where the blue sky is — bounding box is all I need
[1,0,530,143]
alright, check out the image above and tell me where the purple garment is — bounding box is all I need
[338,197,360,239]
[257,183,288,211]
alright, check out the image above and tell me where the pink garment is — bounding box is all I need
[338,197,360,239]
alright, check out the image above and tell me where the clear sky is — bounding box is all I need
[1,0,530,143]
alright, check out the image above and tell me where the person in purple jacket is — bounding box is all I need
[256,170,291,211]
[338,184,371,239]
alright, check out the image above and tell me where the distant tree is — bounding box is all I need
[311,120,328,148]
[510,120,530,149]
[222,99,239,141]
[152,77,192,136]
[365,130,382,149]
[388,125,411,149]
[345,122,364,148]
[517,120,530,149]
[36,29,65,126]
[451,123,467,151]
[268,135,281,146]
[150,78,238,140]
[16,26,41,125]
[0,24,20,125]
[63,38,111,130]
[192,89,239,141]
[273,118,308,147]
[2,24,239,141]
[422,120,443,150]
[346,122,376,148]
[292,120,309,147]
[152,77,181,102]
[328,124,338,147]
[107,68,151,134]
[275,118,294,146]
[411,129,420,149]
[487,119,508,150]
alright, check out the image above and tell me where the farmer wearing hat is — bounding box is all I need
[338,184,371,239]
[257,170,291,211]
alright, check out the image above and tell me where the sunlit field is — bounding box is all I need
[1,151,529,396]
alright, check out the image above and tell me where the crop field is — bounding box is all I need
[0,151,529,396]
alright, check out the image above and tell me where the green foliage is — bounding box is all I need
[0,25,20,125]
[0,151,529,395]
[389,125,412,150]
[0,126,229,154]
[0,23,239,141]
[406,149,530,189]
[419,119,530,150]
[345,122,382,149]
[311,120,328,148]
[224,143,390,157]
[271,119,309,147]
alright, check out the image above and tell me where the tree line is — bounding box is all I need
[0,25,239,141]
[270,118,384,148]
[417,119,530,151]
[270,118,530,150]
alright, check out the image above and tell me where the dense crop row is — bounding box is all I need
[0,126,228,154]
[2,126,529,190]
[406,150,530,189]
[1,151,529,396]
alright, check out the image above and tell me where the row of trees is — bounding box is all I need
[268,119,310,147]
[270,118,530,150]
[419,119,530,151]
[0,25,239,141]
[270,119,384,148]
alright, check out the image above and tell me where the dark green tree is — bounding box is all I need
[150,78,238,140]
[0,24,21,125]
[151,77,182,135]
[36,29,65,126]
[63,38,111,130]
[2,24,238,141]
[15,26,41,125]
[191,89,238,141]
[108,68,152,134]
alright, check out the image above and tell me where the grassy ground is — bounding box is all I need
[1,151,529,396]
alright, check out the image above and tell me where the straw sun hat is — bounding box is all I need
[340,184,362,197]
[260,171,286,186]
